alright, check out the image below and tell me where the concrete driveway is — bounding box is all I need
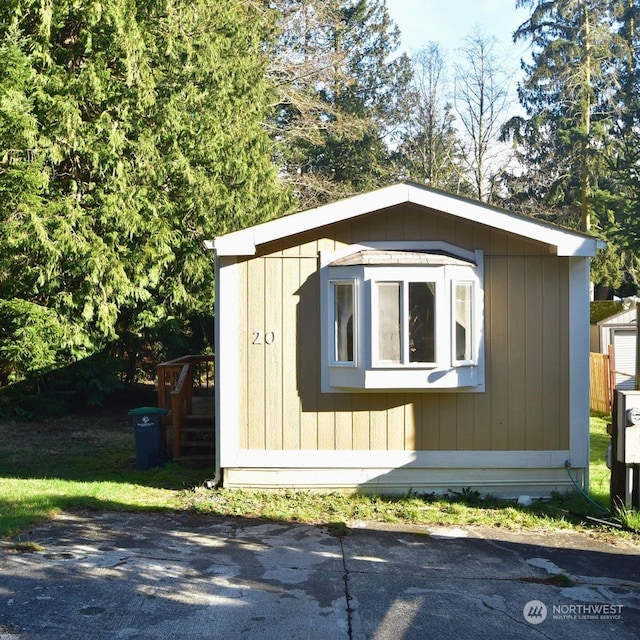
[1,511,640,639]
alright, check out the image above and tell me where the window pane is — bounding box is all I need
[409,282,436,363]
[333,283,354,362]
[455,283,473,361]
[377,283,401,362]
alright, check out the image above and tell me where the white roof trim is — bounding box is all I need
[596,304,638,327]
[209,183,605,257]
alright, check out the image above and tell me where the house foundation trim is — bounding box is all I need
[222,465,579,497]
[221,448,571,469]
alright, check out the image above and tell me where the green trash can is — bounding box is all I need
[128,406,169,470]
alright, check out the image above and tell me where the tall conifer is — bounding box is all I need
[0,0,285,386]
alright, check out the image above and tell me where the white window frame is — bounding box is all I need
[320,242,485,393]
[451,279,476,367]
[369,269,443,368]
[329,279,358,367]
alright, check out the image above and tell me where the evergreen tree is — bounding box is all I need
[269,0,412,207]
[595,0,640,291]
[0,0,285,388]
[503,0,619,230]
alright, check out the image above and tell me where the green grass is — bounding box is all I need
[0,409,638,539]
[183,414,628,533]
[184,485,574,530]
[11,540,45,553]
[588,414,611,510]
[0,410,213,537]
[616,503,640,530]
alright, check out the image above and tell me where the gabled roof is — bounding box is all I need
[592,300,637,326]
[208,182,606,257]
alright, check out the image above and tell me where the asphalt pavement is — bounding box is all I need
[1,511,640,639]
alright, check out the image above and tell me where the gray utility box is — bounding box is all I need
[615,390,640,465]
[128,406,169,470]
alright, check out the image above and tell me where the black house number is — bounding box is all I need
[252,330,277,345]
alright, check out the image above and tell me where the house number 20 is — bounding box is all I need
[252,330,277,345]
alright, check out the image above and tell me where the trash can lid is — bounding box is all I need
[128,406,169,416]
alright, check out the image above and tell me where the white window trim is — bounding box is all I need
[451,279,477,367]
[329,278,358,368]
[320,242,485,393]
[369,269,443,369]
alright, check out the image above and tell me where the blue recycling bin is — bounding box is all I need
[128,406,169,470]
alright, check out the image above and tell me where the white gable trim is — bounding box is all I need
[211,183,605,258]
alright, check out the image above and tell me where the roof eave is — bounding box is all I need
[206,183,605,258]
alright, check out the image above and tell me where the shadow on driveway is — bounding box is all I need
[1,511,640,639]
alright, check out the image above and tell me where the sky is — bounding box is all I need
[385,0,530,76]
[385,0,531,116]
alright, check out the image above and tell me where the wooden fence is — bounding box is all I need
[590,352,612,414]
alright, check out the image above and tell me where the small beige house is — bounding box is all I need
[206,182,604,496]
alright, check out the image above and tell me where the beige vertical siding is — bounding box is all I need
[236,205,570,453]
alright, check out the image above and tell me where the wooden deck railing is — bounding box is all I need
[157,355,214,459]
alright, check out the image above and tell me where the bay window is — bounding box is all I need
[321,242,485,392]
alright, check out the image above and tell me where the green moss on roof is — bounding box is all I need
[590,301,622,324]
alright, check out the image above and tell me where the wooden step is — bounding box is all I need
[173,453,214,468]
[184,415,214,426]
[169,442,213,453]
[179,440,213,449]
[181,425,214,435]
[181,430,213,439]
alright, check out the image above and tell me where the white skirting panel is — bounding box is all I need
[221,449,571,469]
[222,465,582,498]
